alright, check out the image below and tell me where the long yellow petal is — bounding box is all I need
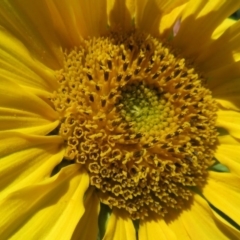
[0,164,89,239]
[211,208,240,240]
[0,132,63,196]
[203,171,240,226]
[173,0,240,58]
[212,18,236,39]
[210,77,240,111]
[159,2,187,38]
[207,62,240,84]
[136,0,188,35]
[216,110,240,139]
[71,0,108,37]
[46,0,107,46]
[168,194,233,239]
[103,209,136,240]
[0,0,63,68]
[0,28,59,94]
[72,187,100,240]
[139,216,177,240]
[197,21,240,76]
[215,135,240,175]
[0,78,58,134]
[107,0,135,32]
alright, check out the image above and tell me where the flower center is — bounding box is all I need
[51,31,218,219]
[120,82,170,133]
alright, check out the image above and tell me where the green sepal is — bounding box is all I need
[97,203,112,240]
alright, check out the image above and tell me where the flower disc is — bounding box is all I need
[51,31,218,219]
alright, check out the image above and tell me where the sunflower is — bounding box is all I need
[0,0,240,239]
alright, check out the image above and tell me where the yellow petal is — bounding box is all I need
[168,194,234,239]
[173,0,240,58]
[136,0,188,35]
[159,2,187,38]
[0,164,89,239]
[211,78,240,111]
[139,216,177,240]
[215,98,240,113]
[167,213,191,240]
[107,0,135,32]
[0,78,58,134]
[0,0,63,68]
[70,0,108,37]
[215,135,240,175]
[216,110,240,139]
[45,0,83,47]
[43,0,78,47]
[46,0,107,44]
[0,131,63,196]
[197,21,240,74]
[212,18,236,39]
[208,63,240,86]
[211,207,240,240]
[0,28,59,95]
[0,107,59,135]
[72,187,100,240]
[203,171,240,226]
[103,209,136,240]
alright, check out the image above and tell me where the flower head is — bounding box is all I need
[0,0,240,239]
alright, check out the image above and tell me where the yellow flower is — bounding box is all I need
[0,0,240,239]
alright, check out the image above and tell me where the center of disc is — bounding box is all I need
[119,82,172,134]
[51,30,218,220]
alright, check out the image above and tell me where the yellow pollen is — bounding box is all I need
[51,31,218,220]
